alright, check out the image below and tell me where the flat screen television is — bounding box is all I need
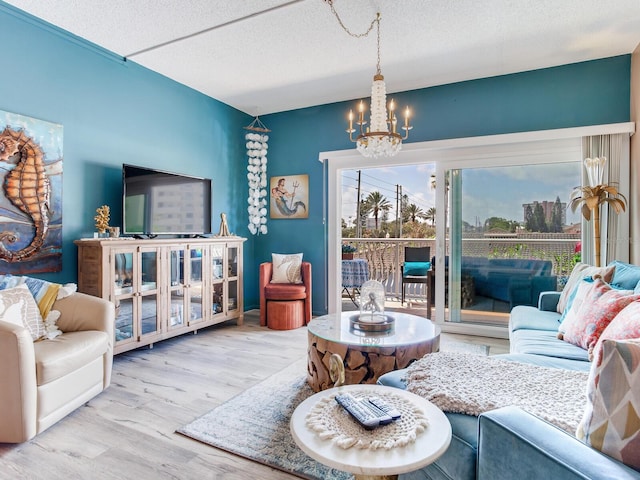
[122,164,212,236]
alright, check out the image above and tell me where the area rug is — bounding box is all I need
[177,341,488,480]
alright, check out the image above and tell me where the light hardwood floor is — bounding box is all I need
[0,311,508,480]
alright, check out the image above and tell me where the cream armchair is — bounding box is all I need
[0,292,114,443]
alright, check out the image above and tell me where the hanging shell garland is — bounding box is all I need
[245,132,269,235]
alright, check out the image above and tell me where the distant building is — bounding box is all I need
[522,200,566,225]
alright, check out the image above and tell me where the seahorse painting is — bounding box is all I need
[0,110,62,274]
[0,127,52,262]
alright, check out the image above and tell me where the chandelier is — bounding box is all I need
[327,2,412,158]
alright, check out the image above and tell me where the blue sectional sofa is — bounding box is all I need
[378,287,640,480]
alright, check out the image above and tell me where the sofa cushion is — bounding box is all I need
[0,274,77,319]
[510,329,590,361]
[577,339,640,471]
[0,284,46,341]
[264,283,307,300]
[378,370,478,480]
[33,330,110,385]
[561,278,639,353]
[558,277,596,335]
[495,353,591,372]
[591,301,640,365]
[403,261,431,276]
[510,305,561,332]
[271,253,303,284]
[557,262,616,314]
[609,261,640,290]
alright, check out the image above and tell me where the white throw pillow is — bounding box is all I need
[271,253,303,284]
[0,284,46,341]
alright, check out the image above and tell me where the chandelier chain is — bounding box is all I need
[325,0,378,38]
[326,0,413,158]
[325,1,382,74]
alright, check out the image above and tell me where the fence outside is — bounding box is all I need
[342,234,580,301]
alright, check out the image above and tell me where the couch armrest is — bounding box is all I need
[0,321,38,443]
[54,292,115,388]
[478,406,640,480]
[54,292,114,335]
[538,291,561,311]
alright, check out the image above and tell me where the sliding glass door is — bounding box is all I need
[444,161,581,327]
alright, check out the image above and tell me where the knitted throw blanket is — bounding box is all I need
[404,352,589,434]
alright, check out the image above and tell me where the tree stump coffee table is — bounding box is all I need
[307,311,440,392]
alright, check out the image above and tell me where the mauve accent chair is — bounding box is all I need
[259,261,311,330]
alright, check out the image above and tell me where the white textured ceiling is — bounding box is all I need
[4,0,640,115]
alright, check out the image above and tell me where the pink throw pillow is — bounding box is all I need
[591,300,640,365]
[561,278,639,354]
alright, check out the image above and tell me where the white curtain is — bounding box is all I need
[581,134,630,265]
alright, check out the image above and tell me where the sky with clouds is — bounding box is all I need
[341,162,582,228]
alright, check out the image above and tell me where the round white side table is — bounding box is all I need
[290,384,451,480]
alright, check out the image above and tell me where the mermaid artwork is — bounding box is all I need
[271,178,306,217]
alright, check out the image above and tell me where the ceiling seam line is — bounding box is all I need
[125,0,306,59]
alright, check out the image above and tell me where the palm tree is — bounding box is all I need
[365,191,391,231]
[569,183,626,267]
[405,203,425,223]
[425,207,436,226]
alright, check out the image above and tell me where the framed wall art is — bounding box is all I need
[270,174,308,219]
[0,109,63,273]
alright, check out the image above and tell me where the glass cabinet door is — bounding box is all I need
[113,250,135,343]
[227,246,238,277]
[211,245,225,318]
[139,249,159,336]
[168,248,186,329]
[211,245,224,280]
[187,246,204,324]
[227,278,238,314]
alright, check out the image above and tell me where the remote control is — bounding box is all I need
[335,393,386,430]
[367,396,402,421]
[360,399,394,425]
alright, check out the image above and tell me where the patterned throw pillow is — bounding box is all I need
[561,278,639,352]
[591,301,640,365]
[558,278,595,336]
[271,253,303,284]
[0,274,61,319]
[577,339,640,471]
[557,263,616,314]
[0,284,46,341]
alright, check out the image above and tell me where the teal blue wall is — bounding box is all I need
[0,2,632,315]
[0,3,254,288]
[261,56,631,314]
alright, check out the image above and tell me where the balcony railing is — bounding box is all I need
[341,235,580,304]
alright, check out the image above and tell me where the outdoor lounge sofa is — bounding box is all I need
[432,256,557,308]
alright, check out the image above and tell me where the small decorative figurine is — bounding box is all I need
[359,280,386,323]
[218,212,231,236]
[94,205,110,234]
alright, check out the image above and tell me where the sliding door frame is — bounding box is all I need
[320,122,634,337]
